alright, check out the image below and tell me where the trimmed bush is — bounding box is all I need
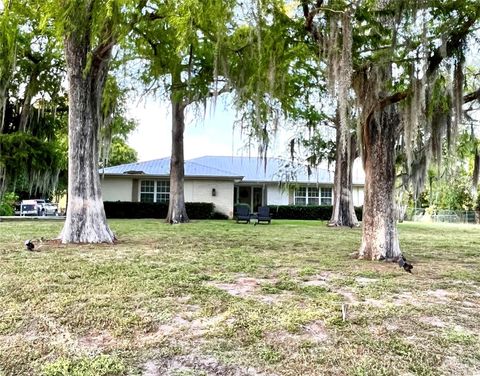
[355,206,363,221]
[268,205,363,221]
[103,201,167,218]
[185,202,215,219]
[234,203,250,215]
[211,211,229,220]
[103,201,215,219]
[103,201,362,221]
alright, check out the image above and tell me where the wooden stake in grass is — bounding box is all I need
[342,303,348,322]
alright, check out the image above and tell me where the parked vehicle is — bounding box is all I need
[20,201,38,216]
[41,202,59,216]
[20,199,59,216]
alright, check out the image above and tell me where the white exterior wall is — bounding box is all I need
[353,186,364,206]
[101,177,132,201]
[267,183,365,206]
[266,184,289,205]
[100,175,363,215]
[185,180,234,218]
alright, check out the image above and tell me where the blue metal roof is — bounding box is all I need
[189,156,337,184]
[101,157,171,175]
[100,157,243,179]
[101,156,365,184]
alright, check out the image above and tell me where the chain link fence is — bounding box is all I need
[405,208,479,224]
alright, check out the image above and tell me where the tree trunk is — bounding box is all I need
[329,127,358,227]
[0,96,5,133]
[472,148,479,197]
[166,89,189,224]
[358,106,401,260]
[19,70,38,133]
[59,32,114,243]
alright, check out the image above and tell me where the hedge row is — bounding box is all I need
[267,205,363,221]
[103,201,363,221]
[103,201,218,219]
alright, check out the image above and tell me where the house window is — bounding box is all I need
[294,186,332,205]
[294,187,307,205]
[294,186,319,205]
[140,180,170,203]
[320,187,332,205]
[140,180,155,203]
[156,181,170,203]
[307,187,319,205]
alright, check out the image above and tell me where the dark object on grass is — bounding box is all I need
[24,240,34,251]
[257,206,271,224]
[398,255,413,273]
[235,206,251,224]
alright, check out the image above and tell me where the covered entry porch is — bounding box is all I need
[234,184,267,212]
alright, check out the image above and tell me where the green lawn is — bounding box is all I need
[0,219,479,376]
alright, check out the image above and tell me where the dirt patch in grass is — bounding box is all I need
[355,276,379,284]
[302,321,330,342]
[136,311,233,349]
[141,354,272,376]
[441,356,480,376]
[265,320,330,347]
[207,278,261,297]
[206,277,291,304]
[418,316,448,328]
[78,330,119,352]
[302,279,329,288]
[427,288,453,302]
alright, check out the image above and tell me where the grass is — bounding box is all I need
[0,219,479,375]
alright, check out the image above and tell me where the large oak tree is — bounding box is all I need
[299,0,480,259]
[44,0,141,243]
[130,0,235,223]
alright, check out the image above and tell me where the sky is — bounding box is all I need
[127,95,294,162]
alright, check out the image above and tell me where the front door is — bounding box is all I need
[238,186,251,207]
[235,186,264,212]
[252,187,263,212]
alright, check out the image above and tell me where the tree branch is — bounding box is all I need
[208,83,231,98]
[426,13,479,77]
[132,26,159,56]
[301,0,324,43]
[464,88,480,104]
[365,91,408,126]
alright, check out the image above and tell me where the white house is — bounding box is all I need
[100,156,365,218]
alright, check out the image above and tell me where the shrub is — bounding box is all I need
[102,201,363,221]
[103,201,215,219]
[0,192,18,216]
[355,206,363,221]
[185,202,215,219]
[267,205,363,221]
[211,211,229,220]
[103,201,168,218]
[234,203,250,215]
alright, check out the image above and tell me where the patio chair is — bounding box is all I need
[257,206,271,224]
[235,205,251,223]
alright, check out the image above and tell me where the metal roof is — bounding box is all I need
[101,158,170,175]
[100,157,243,179]
[189,156,336,184]
[101,156,365,185]
[189,156,365,185]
